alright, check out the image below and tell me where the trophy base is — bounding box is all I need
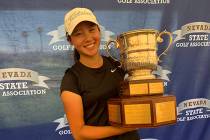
[107,95,177,128]
[121,79,164,96]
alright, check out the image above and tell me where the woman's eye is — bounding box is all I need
[89,28,96,32]
[73,32,82,36]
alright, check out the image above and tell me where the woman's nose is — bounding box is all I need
[83,31,93,42]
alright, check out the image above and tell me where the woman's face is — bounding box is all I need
[70,21,101,58]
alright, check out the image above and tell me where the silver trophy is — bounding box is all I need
[106,29,177,128]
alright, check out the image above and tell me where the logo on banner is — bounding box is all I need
[53,114,71,136]
[47,24,114,51]
[0,68,50,97]
[152,65,171,85]
[177,98,210,122]
[173,22,210,48]
[116,0,170,4]
[150,63,172,88]
[141,139,159,140]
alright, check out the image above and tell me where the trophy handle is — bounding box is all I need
[157,30,173,61]
[105,40,120,61]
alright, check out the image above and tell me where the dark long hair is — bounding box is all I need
[73,49,80,62]
[66,32,80,62]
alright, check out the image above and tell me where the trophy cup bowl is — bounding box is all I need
[106,29,173,96]
[108,29,172,80]
[106,29,177,127]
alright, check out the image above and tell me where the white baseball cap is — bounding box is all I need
[64,7,99,35]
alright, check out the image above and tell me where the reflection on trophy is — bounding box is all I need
[106,29,177,127]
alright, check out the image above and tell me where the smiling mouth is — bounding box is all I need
[85,44,95,48]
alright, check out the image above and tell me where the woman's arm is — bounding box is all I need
[61,91,136,140]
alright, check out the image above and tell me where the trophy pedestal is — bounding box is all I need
[121,79,164,96]
[108,95,177,128]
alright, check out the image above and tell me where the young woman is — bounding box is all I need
[60,7,140,140]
